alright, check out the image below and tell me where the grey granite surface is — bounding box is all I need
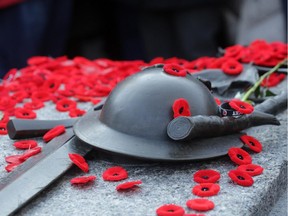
[0,91,287,216]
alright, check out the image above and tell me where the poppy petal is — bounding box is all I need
[13,140,38,149]
[102,166,128,181]
[193,169,221,183]
[237,164,264,176]
[228,169,254,187]
[70,175,96,184]
[228,147,252,165]
[186,199,215,211]
[43,125,66,142]
[68,153,89,173]
[163,64,186,77]
[156,204,185,216]
[116,180,142,191]
[229,100,254,114]
[240,135,263,153]
[192,183,220,197]
[172,98,191,118]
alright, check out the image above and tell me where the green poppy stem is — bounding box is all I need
[241,59,288,102]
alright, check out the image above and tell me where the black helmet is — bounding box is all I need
[74,65,243,161]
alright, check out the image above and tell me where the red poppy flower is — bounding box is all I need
[116,180,142,191]
[224,44,244,59]
[56,98,77,112]
[3,68,17,82]
[240,135,262,153]
[193,169,221,183]
[237,164,264,176]
[156,204,185,216]
[261,73,286,87]
[69,108,86,118]
[24,100,44,110]
[14,108,37,119]
[228,147,252,165]
[70,175,96,184]
[0,97,16,111]
[31,91,51,102]
[68,153,89,173]
[5,163,20,172]
[11,91,28,103]
[13,140,38,149]
[42,78,61,92]
[0,122,8,135]
[19,147,42,161]
[229,99,254,114]
[27,56,51,66]
[43,125,66,142]
[221,59,243,75]
[163,64,186,77]
[186,199,215,211]
[5,155,24,164]
[102,166,128,181]
[173,98,191,118]
[214,97,221,105]
[150,57,165,65]
[192,183,220,197]
[228,169,254,187]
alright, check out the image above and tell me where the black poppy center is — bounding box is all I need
[249,141,255,146]
[246,169,254,172]
[179,107,184,114]
[0,127,5,131]
[113,173,119,176]
[167,209,175,212]
[237,175,245,180]
[202,175,209,180]
[237,154,244,160]
[240,105,245,109]
[172,68,179,73]
[49,84,55,88]
[201,187,209,191]
[63,104,69,108]
[23,112,29,116]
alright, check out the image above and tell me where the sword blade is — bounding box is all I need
[0,130,92,216]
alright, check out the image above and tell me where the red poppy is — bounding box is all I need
[14,108,37,119]
[70,175,96,184]
[214,97,221,105]
[0,122,8,135]
[24,100,44,110]
[261,73,286,87]
[237,164,264,176]
[186,199,215,211]
[69,108,86,118]
[173,98,191,118]
[163,64,186,77]
[11,91,28,103]
[228,169,254,187]
[228,147,252,165]
[156,204,185,216]
[31,91,51,102]
[116,180,142,191]
[224,44,244,59]
[150,57,165,65]
[27,56,51,66]
[0,97,16,111]
[68,153,89,173]
[240,135,262,153]
[192,183,220,197]
[43,125,66,142]
[5,163,20,172]
[5,155,24,164]
[56,98,77,112]
[221,59,243,75]
[102,166,128,181]
[229,99,254,114]
[193,169,221,183]
[19,147,42,161]
[13,140,38,149]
